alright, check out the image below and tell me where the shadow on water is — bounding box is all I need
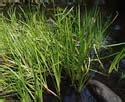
[63,88,96,102]
[43,88,97,102]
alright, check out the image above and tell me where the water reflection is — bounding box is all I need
[64,88,96,102]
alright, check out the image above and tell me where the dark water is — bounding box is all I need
[63,88,96,102]
[43,88,97,102]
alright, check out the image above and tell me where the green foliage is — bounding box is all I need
[0,6,116,101]
[52,6,110,92]
[108,49,125,73]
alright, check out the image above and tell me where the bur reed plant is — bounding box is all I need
[108,48,125,74]
[0,8,61,101]
[53,6,113,92]
[0,6,116,101]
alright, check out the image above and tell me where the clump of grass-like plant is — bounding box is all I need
[0,8,61,101]
[0,6,115,101]
[52,6,112,92]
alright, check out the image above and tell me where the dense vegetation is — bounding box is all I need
[0,4,125,102]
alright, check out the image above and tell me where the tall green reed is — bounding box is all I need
[0,8,60,101]
[0,5,117,102]
[51,6,112,92]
